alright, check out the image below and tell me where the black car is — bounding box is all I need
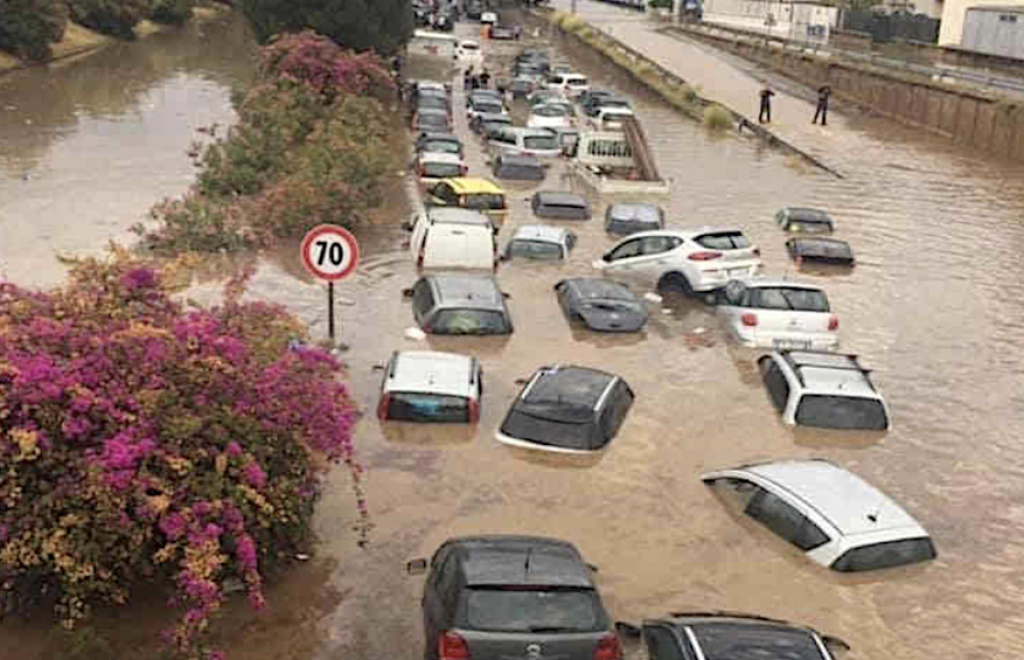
[629,612,850,660]
[532,191,591,220]
[491,154,546,181]
[786,237,855,267]
[604,203,665,235]
[555,279,648,333]
[408,536,621,660]
[497,365,633,453]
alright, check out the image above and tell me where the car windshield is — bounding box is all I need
[387,392,469,423]
[496,164,545,180]
[509,240,563,259]
[696,232,751,250]
[832,538,937,572]
[755,288,829,312]
[462,588,603,633]
[465,193,505,211]
[421,162,462,179]
[474,102,503,115]
[693,623,825,660]
[524,135,559,150]
[417,114,447,128]
[432,309,508,335]
[422,140,460,155]
[795,395,888,430]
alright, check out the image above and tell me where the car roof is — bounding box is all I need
[510,127,559,137]
[388,351,475,398]
[418,152,463,164]
[779,350,879,397]
[519,365,618,410]
[426,208,491,225]
[426,274,504,308]
[459,39,479,46]
[733,277,823,291]
[444,177,504,194]
[562,278,636,301]
[447,535,593,588]
[598,107,635,116]
[783,207,832,221]
[534,190,587,206]
[626,227,744,240]
[512,224,569,242]
[417,108,448,117]
[608,202,661,217]
[419,132,459,142]
[738,459,927,538]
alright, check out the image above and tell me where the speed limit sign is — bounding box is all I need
[300,224,360,281]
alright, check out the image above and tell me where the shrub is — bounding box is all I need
[150,0,194,25]
[0,0,68,61]
[66,0,154,38]
[703,104,733,130]
[0,252,362,658]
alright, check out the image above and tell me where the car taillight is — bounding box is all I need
[688,251,723,261]
[439,631,470,660]
[593,633,622,660]
[468,398,480,423]
[752,247,761,257]
[828,315,839,331]
[376,393,390,420]
[741,313,758,327]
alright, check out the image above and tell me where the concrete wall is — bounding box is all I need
[939,0,1024,45]
[672,24,1024,162]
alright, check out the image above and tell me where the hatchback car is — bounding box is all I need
[502,225,576,261]
[408,535,622,660]
[715,278,838,350]
[630,611,850,660]
[414,108,451,133]
[604,203,664,235]
[469,112,512,135]
[531,191,591,220]
[583,95,630,118]
[528,103,573,129]
[406,274,513,335]
[427,177,508,226]
[497,365,633,453]
[467,96,506,121]
[376,351,482,423]
[547,73,590,97]
[787,237,856,267]
[489,127,562,159]
[555,278,647,333]
[407,208,497,272]
[456,39,482,66]
[416,132,464,158]
[509,75,538,99]
[703,459,936,571]
[593,228,761,295]
[491,154,546,181]
[416,152,468,185]
[758,350,890,430]
[775,207,835,234]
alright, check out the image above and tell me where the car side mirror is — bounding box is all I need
[822,635,851,654]
[586,562,598,573]
[402,288,415,298]
[406,558,427,575]
[371,363,385,371]
[602,252,612,262]
[401,220,414,232]
[614,622,641,640]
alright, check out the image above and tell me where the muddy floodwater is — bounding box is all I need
[4,10,1024,660]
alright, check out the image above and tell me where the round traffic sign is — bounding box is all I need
[300,224,361,281]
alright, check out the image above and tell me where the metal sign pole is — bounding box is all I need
[328,281,336,341]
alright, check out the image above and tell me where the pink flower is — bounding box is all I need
[159,513,187,540]
[121,268,158,291]
[226,441,243,457]
[235,534,258,573]
[243,462,267,489]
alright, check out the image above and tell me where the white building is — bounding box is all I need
[699,0,840,44]
[939,0,1024,47]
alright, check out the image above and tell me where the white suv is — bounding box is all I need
[592,228,761,295]
[715,278,839,350]
[376,351,482,423]
[758,350,890,430]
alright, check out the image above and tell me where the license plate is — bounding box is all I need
[773,339,812,350]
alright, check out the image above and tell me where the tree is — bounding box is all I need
[0,0,68,61]
[240,0,413,54]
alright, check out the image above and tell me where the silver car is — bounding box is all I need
[714,278,838,350]
[408,535,622,660]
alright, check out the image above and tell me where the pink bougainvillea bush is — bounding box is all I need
[0,255,362,658]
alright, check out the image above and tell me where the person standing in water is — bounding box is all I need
[758,85,774,124]
[813,84,832,126]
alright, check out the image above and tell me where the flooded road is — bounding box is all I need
[4,10,1024,660]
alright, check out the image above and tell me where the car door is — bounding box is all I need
[716,280,749,339]
[423,549,457,654]
[642,622,695,660]
[596,237,647,286]
[629,235,684,288]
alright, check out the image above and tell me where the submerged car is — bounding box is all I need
[531,191,591,220]
[503,225,576,261]
[604,203,664,235]
[406,274,513,336]
[416,152,468,185]
[497,365,634,453]
[413,108,451,133]
[376,351,482,423]
[416,132,464,158]
[407,535,622,660]
[629,611,851,660]
[703,459,936,571]
[491,154,546,181]
[787,237,855,267]
[715,278,839,350]
[555,278,647,333]
[775,207,835,234]
[758,350,890,430]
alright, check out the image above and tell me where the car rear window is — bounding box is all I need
[696,232,751,250]
[500,410,596,450]
[387,392,469,423]
[417,114,448,128]
[422,141,461,155]
[422,162,463,179]
[790,219,832,233]
[462,588,604,633]
[432,309,509,335]
[475,101,503,115]
[832,537,937,572]
[795,395,888,430]
[524,135,559,151]
[693,623,825,660]
[754,288,829,312]
[508,240,563,259]
[465,193,506,211]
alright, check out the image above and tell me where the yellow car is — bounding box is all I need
[426,177,508,226]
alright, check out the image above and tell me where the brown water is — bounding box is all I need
[4,11,1024,660]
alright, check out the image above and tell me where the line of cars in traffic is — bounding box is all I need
[395,35,932,660]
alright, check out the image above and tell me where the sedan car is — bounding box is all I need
[497,365,633,453]
[787,237,855,267]
[714,278,838,350]
[491,153,546,181]
[376,351,482,423]
[413,108,451,133]
[703,459,936,571]
[407,535,622,660]
[604,203,664,235]
[775,207,835,233]
[555,278,647,333]
[503,225,576,260]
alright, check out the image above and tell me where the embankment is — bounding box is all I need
[665,23,1024,164]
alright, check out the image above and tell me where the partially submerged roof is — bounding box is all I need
[733,276,823,291]
[782,350,878,397]
[427,274,504,307]
[607,203,662,222]
[446,177,504,194]
[783,207,832,222]
[562,278,636,301]
[418,152,463,165]
[390,351,474,397]
[512,224,569,243]
[426,208,491,225]
[451,535,593,588]
[521,366,616,409]
[740,459,925,538]
[534,191,588,207]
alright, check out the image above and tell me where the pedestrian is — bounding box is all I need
[514,25,523,40]
[813,84,831,126]
[479,68,491,89]
[464,66,474,91]
[758,85,774,124]
[470,74,480,91]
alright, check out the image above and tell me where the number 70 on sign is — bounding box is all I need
[300,224,361,281]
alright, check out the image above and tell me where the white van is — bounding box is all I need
[591,106,635,131]
[487,127,563,159]
[547,73,590,97]
[406,208,497,272]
